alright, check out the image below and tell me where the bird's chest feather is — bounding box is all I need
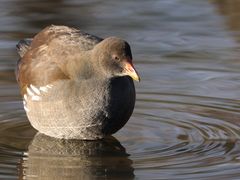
[23,77,134,124]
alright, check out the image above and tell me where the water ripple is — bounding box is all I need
[113,92,240,179]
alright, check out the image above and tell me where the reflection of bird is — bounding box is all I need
[21,133,134,179]
[16,25,140,139]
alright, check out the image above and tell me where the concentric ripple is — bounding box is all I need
[115,92,240,179]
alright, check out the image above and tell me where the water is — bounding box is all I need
[1,0,240,179]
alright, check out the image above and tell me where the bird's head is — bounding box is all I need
[92,37,140,82]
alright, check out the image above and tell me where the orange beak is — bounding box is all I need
[123,61,140,82]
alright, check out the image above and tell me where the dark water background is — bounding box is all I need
[1,0,240,179]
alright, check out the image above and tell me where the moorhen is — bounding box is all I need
[16,25,140,139]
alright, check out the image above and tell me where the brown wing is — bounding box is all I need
[17,45,69,95]
[16,25,103,95]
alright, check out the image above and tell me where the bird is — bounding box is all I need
[16,25,140,140]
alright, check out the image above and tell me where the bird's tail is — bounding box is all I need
[16,38,32,58]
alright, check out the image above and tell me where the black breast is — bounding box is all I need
[102,76,136,135]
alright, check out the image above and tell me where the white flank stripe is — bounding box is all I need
[23,94,28,101]
[24,106,30,112]
[26,87,34,97]
[30,84,40,95]
[39,86,48,92]
[46,85,53,88]
[32,95,41,101]
[23,100,26,105]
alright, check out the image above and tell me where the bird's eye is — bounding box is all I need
[113,55,120,61]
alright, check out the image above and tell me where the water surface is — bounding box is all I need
[1,0,240,179]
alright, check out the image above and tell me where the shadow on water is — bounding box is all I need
[19,133,134,180]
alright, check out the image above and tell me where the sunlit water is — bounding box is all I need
[1,0,240,179]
